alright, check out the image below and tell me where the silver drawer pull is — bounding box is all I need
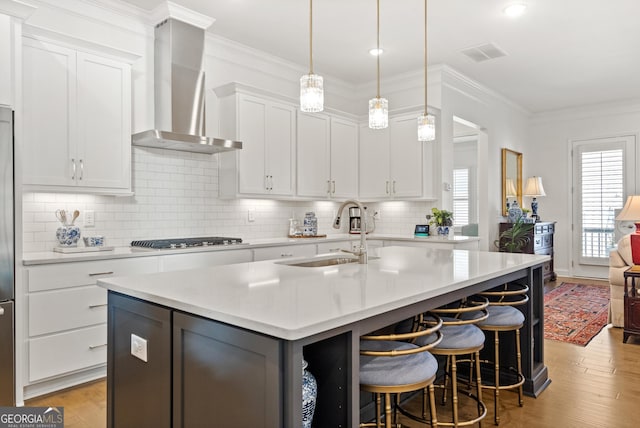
[89,343,107,350]
[88,271,114,277]
[281,253,293,257]
[89,303,107,309]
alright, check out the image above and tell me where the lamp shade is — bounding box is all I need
[523,176,546,197]
[616,196,640,221]
[505,178,517,197]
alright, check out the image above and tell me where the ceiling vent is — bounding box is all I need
[460,43,508,63]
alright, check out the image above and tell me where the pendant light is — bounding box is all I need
[300,0,324,112]
[417,0,436,142]
[368,0,388,129]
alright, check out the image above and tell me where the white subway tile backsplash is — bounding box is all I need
[23,147,436,251]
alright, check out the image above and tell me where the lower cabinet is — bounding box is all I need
[107,292,282,428]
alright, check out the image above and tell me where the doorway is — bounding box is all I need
[571,135,636,278]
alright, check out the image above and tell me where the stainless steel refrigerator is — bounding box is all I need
[0,106,15,406]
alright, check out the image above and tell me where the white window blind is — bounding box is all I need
[581,149,624,258]
[453,168,469,227]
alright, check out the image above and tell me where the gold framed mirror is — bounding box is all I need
[502,148,522,216]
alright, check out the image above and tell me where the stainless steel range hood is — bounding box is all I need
[132,18,241,154]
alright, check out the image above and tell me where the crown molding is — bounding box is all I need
[149,1,214,29]
[531,98,640,124]
[440,65,530,116]
[0,0,36,20]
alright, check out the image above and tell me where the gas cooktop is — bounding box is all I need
[130,237,244,249]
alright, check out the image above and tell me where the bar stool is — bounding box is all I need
[360,313,443,428]
[464,283,529,425]
[406,298,489,427]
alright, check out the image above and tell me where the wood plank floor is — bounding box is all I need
[24,277,640,427]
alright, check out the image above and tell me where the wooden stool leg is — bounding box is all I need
[428,383,439,428]
[475,351,484,428]
[516,329,524,407]
[451,355,459,426]
[384,393,392,428]
[494,330,500,425]
[376,393,382,428]
[442,355,451,405]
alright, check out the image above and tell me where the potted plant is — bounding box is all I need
[428,208,454,237]
[495,216,534,253]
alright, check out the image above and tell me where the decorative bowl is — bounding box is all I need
[83,236,104,247]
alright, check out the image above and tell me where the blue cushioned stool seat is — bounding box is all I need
[416,322,485,350]
[360,340,438,387]
[461,305,524,327]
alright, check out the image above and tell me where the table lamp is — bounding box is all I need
[523,176,546,221]
[616,195,640,264]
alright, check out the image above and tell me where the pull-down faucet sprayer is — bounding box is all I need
[333,200,368,264]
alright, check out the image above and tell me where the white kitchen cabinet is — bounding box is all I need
[159,249,253,272]
[359,113,433,200]
[297,112,358,199]
[383,239,479,250]
[217,84,296,198]
[0,14,11,106]
[316,240,357,254]
[22,37,132,194]
[24,257,158,387]
[253,244,316,261]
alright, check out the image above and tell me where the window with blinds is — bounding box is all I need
[580,149,624,258]
[453,168,469,227]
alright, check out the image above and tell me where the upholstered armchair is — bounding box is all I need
[609,234,632,327]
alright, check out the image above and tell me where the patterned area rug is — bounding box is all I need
[544,282,610,346]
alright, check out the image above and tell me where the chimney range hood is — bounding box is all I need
[132,18,241,154]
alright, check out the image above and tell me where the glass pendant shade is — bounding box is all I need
[417,113,436,141]
[300,73,324,112]
[368,97,388,129]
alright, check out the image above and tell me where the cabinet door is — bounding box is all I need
[237,95,268,194]
[159,249,252,272]
[76,52,131,190]
[297,112,330,198]
[173,312,281,427]
[390,115,423,198]
[22,39,77,186]
[0,14,11,106]
[330,117,359,198]
[266,101,295,196]
[359,124,390,199]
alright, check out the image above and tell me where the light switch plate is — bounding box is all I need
[84,210,95,227]
[131,333,148,362]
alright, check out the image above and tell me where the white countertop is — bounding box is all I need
[22,233,480,265]
[97,246,547,341]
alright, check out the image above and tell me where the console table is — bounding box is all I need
[500,221,556,282]
[623,266,640,343]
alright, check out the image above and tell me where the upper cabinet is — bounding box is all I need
[359,113,433,200]
[297,112,358,199]
[22,37,133,194]
[216,84,296,198]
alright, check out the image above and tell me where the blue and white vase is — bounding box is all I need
[436,225,450,237]
[56,225,81,247]
[302,359,317,428]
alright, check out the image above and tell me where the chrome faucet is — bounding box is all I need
[333,200,368,264]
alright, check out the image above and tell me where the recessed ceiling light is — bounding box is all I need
[369,48,384,56]
[503,3,527,18]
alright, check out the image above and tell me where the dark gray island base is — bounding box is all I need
[105,260,549,427]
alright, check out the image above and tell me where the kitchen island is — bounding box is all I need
[98,246,549,427]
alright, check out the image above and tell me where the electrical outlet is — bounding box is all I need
[248,209,255,222]
[84,210,95,227]
[131,334,148,362]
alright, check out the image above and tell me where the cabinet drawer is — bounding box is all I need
[29,285,107,336]
[253,244,316,261]
[29,324,107,382]
[316,241,355,254]
[159,249,252,272]
[28,257,159,292]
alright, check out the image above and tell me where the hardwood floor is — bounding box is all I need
[23,278,640,427]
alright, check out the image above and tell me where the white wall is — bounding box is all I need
[19,0,530,252]
[529,100,640,278]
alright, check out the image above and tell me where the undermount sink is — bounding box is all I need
[277,255,360,268]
